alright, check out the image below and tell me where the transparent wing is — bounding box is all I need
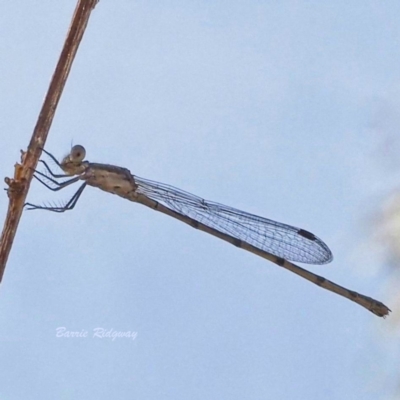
[135,176,333,264]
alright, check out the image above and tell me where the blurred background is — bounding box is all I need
[0,1,399,399]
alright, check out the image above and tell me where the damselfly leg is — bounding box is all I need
[25,149,87,212]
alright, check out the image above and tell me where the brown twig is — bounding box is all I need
[0,0,99,283]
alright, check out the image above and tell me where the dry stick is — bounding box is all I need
[0,0,99,283]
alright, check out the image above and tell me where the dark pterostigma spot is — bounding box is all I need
[316,276,326,285]
[298,229,316,241]
[190,220,200,228]
[276,257,285,266]
[232,238,242,247]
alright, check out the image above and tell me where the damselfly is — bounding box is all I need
[26,145,390,317]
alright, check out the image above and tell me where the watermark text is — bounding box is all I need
[56,327,138,341]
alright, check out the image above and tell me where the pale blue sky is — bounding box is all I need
[0,1,399,399]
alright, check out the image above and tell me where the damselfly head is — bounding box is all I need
[69,145,86,162]
[60,145,87,174]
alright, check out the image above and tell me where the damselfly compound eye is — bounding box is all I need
[70,145,86,162]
